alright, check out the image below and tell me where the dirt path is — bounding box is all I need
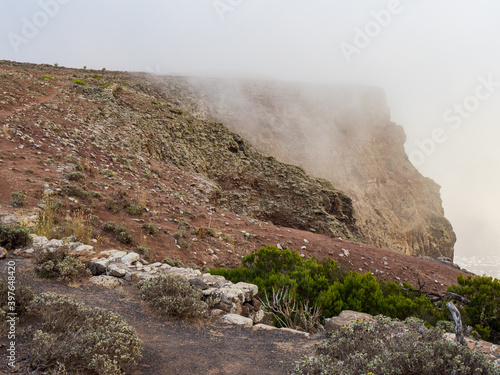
[2,257,315,375]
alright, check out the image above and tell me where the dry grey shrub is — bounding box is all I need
[26,292,143,375]
[138,274,209,320]
[261,287,322,334]
[292,316,499,375]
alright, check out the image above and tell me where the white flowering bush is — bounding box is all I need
[292,316,499,375]
[26,292,142,375]
[138,275,209,320]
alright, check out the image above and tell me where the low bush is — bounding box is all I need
[35,247,91,281]
[26,292,142,375]
[62,184,90,200]
[0,275,35,318]
[103,221,133,244]
[292,316,498,375]
[142,223,159,235]
[138,274,208,320]
[64,171,86,182]
[11,191,26,207]
[136,246,151,260]
[0,225,32,250]
[164,257,184,268]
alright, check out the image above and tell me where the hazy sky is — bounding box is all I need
[2,0,499,257]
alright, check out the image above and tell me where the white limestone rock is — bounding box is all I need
[222,313,254,327]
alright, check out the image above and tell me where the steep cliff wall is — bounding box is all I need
[170,79,456,259]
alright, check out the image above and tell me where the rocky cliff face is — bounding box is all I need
[171,78,456,259]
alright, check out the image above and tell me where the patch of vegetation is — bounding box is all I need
[63,210,94,244]
[135,246,150,260]
[138,275,208,320]
[71,78,86,86]
[292,316,498,375]
[448,274,500,343]
[172,231,190,249]
[103,221,133,244]
[0,225,32,250]
[142,223,158,235]
[91,191,103,201]
[41,74,54,80]
[35,247,91,281]
[261,287,322,334]
[211,246,444,329]
[64,171,86,182]
[34,197,61,239]
[195,227,216,238]
[164,257,184,268]
[26,292,142,374]
[0,275,35,318]
[11,191,26,207]
[125,201,144,215]
[62,184,90,200]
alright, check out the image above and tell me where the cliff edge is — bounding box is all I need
[174,79,456,258]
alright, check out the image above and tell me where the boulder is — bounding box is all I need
[253,324,278,331]
[88,275,123,288]
[234,282,258,299]
[324,310,375,332]
[32,235,49,250]
[121,252,140,264]
[73,244,94,253]
[45,238,64,252]
[88,260,109,276]
[222,313,254,327]
[280,327,310,337]
[108,265,127,278]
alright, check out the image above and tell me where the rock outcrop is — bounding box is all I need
[173,79,456,259]
[23,235,265,323]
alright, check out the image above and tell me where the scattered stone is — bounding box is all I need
[222,314,254,327]
[324,310,375,332]
[88,275,123,288]
[121,252,140,264]
[253,324,278,331]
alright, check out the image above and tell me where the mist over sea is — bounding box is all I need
[454,256,500,279]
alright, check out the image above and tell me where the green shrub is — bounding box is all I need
[35,247,91,281]
[11,191,26,207]
[138,275,208,319]
[117,231,133,244]
[211,246,443,329]
[164,257,184,268]
[136,246,150,260]
[26,292,142,374]
[142,223,159,235]
[41,74,54,80]
[448,274,500,343]
[71,78,86,86]
[103,221,127,234]
[125,201,143,215]
[62,184,90,200]
[64,171,86,182]
[0,276,35,318]
[292,316,499,375]
[0,225,32,250]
